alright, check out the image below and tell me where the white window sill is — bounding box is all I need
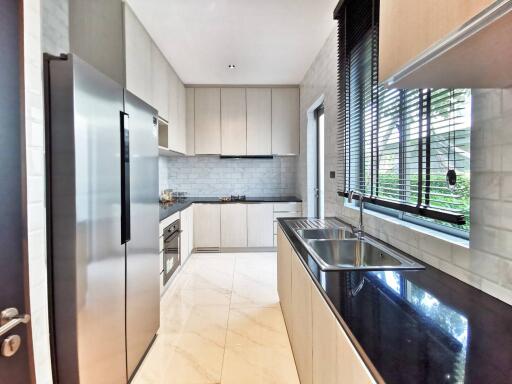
[343,202,469,249]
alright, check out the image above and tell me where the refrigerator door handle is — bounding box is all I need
[120,110,131,244]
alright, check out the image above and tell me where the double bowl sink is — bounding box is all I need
[294,226,424,271]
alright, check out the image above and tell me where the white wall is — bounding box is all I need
[25,0,57,382]
[299,26,512,306]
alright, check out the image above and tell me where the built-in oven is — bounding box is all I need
[163,219,181,287]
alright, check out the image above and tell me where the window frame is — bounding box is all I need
[336,0,470,232]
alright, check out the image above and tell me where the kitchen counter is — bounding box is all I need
[159,196,302,221]
[278,217,512,384]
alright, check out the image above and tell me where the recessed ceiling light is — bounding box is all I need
[228,64,236,69]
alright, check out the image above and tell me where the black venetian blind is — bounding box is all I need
[335,0,471,226]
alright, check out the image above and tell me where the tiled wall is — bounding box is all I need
[299,27,512,306]
[297,27,338,216]
[160,155,297,197]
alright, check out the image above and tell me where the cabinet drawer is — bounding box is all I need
[273,202,301,212]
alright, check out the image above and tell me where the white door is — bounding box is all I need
[150,43,168,120]
[220,204,248,247]
[247,203,274,247]
[193,204,221,248]
[247,88,272,155]
[221,88,247,155]
[272,88,300,155]
[195,88,221,154]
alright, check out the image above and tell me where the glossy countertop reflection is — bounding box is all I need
[279,218,512,384]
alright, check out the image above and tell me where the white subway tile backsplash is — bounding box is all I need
[161,155,297,197]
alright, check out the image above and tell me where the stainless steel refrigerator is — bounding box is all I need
[45,54,160,383]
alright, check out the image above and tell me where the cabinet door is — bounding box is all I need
[247,203,273,247]
[124,5,152,103]
[220,204,247,248]
[221,88,247,155]
[167,67,179,150]
[177,82,187,153]
[290,252,313,384]
[186,88,195,155]
[277,225,292,328]
[151,43,168,120]
[272,88,299,155]
[247,88,272,155]
[312,287,337,384]
[193,204,221,248]
[336,323,376,384]
[180,206,193,263]
[195,88,221,154]
[188,205,194,253]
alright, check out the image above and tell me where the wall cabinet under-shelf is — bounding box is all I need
[379,0,512,88]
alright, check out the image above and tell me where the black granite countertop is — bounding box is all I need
[278,217,512,384]
[159,196,302,221]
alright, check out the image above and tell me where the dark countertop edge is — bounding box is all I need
[160,196,302,222]
[278,217,386,384]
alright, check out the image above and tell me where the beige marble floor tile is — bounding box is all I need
[133,252,299,384]
[225,305,290,349]
[220,345,300,384]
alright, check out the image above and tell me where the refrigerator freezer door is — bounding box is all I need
[47,55,126,383]
[124,91,160,380]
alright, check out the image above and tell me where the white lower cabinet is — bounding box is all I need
[220,203,248,248]
[247,203,274,247]
[277,226,292,326]
[180,206,193,264]
[312,285,338,384]
[336,324,376,383]
[193,204,221,249]
[277,223,377,384]
[290,250,313,384]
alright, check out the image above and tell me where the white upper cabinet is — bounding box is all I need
[246,88,272,156]
[186,88,195,156]
[195,88,221,154]
[272,88,300,155]
[177,82,187,153]
[168,67,179,136]
[150,43,169,121]
[124,5,152,103]
[221,88,247,156]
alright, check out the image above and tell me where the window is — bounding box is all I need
[335,0,471,234]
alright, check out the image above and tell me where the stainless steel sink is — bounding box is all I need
[304,238,423,271]
[296,228,356,240]
[290,219,424,271]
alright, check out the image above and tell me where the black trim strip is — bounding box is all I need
[338,191,465,225]
[120,111,131,244]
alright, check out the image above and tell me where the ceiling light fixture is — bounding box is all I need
[228,64,236,69]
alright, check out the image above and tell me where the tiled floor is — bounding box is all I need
[132,252,300,384]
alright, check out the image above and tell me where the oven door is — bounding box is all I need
[163,228,181,286]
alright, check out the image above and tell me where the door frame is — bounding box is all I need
[0,0,36,382]
[305,95,325,218]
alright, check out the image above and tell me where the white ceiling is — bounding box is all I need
[126,0,339,85]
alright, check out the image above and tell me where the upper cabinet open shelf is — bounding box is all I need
[379,0,512,88]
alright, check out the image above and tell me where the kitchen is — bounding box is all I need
[1,0,512,383]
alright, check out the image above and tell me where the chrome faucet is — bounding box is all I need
[348,190,365,238]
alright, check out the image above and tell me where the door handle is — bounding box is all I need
[0,308,30,337]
